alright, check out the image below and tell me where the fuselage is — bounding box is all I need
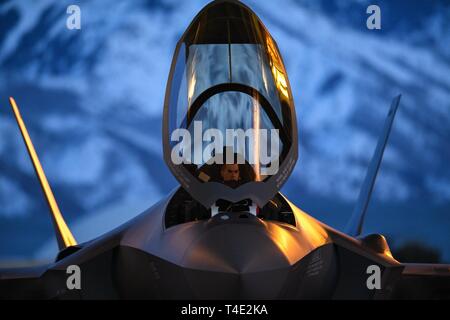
[0,187,407,300]
[36,188,398,300]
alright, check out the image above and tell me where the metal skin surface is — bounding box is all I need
[0,189,406,300]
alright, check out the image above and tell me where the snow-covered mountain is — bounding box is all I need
[0,0,449,261]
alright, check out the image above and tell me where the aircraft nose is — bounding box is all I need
[180,213,293,299]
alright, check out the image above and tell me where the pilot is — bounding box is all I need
[220,163,240,188]
[215,163,257,213]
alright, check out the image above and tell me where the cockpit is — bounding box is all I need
[162,0,298,223]
[164,187,296,228]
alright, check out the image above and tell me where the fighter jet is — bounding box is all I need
[1,0,449,299]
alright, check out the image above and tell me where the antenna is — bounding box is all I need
[9,97,77,250]
[346,95,402,237]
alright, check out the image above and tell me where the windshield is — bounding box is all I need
[177,43,285,127]
[178,90,282,185]
[163,0,298,207]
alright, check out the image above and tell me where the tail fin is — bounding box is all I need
[8,97,77,250]
[346,95,402,237]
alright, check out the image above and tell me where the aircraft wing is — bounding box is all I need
[389,263,450,299]
[0,264,49,299]
[0,231,123,299]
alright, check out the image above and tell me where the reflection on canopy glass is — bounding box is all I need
[166,2,295,190]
